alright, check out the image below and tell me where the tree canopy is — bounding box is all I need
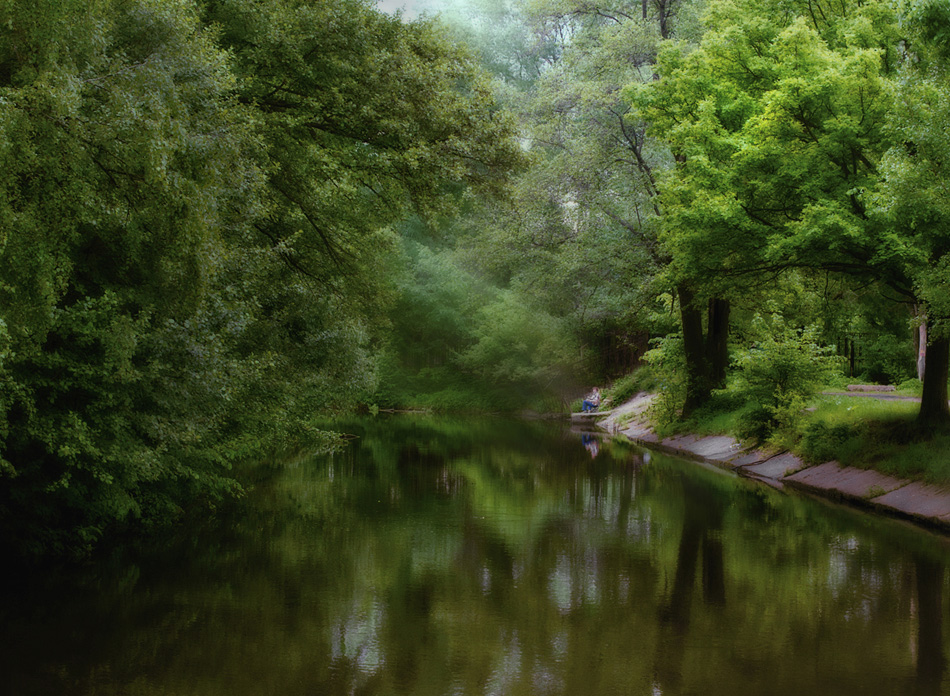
[0,0,523,560]
[628,0,950,423]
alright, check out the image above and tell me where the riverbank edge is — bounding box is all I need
[593,394,950,535]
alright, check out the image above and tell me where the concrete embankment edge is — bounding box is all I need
[599,402,950,534]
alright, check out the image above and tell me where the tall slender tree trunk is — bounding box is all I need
[916,309,927,382]
[679,285,709,416]
[706,298,730,390]
[918,335,950,427]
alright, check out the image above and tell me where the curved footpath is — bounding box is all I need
[592,393,950,534]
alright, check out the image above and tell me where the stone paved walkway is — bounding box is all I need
[594,393,950,533]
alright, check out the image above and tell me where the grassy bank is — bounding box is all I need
[602,373,950,485]
[794,395,950,482]
[671,394,950,484]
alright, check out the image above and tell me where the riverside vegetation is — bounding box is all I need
[603,362,950,485]
[5,0,950,564]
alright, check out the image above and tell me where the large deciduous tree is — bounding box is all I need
[450,0,706,384]
[0,0,260,558]
[510,0,735,410]
[0,0,523,559]
[629,0,950,424]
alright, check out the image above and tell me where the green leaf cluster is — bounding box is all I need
[732,313,839,441]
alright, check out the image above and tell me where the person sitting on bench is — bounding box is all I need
[582,387,601,413]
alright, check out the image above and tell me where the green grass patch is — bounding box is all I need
[603,367,656,406]
[875,432,950,482]
[627,384,950,484]
[806,394,919,426]
[651,390,749,439]
[795,395,950,483]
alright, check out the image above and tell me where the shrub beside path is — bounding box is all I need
[598,392,950,534]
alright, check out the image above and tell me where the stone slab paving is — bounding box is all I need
[610,416,950,534]
[872,482,950,522]
[727,450,769,467]
[661,434,701,450]
[570,409,614,421]
[741,452,806,480]
[599,392,655,432]
[677,435,743,463]
[624,429,660,445]
[620,422,658,442]
[785,461,906,500]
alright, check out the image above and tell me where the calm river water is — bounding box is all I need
[2,416,950,695]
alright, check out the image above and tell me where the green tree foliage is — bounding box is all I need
[642,332,688,423]
[0,0,261,558]
[628,0,950,423]
[365,0,680,404]
[459,287,578,390]
[629,0,902,291]
[0,0,523,560]
[205,0,522,243]
[446,0,703,385]
[512,0,742,407]
[732,314,838,442]
[377,232,579,411]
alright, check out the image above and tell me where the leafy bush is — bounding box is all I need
[460,290,579,390]
[896,377,923,396]
[642,333,687,426]
[824,372,853,390]
[799,421,863,463]
[859,332,916,385]
[732,315,840,442]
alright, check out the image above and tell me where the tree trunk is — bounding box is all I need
[658,0,671,39]
[918,335,950,427]
[679,285,709,416]
[706,298,730,390]
[917,313,927,382]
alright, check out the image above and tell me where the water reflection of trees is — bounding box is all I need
[915,553,945,696]
[654,475,727,694]
[1,419,949,695]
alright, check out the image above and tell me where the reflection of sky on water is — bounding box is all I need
[547,551,603,615]
[486,633,522,696]
[549,554,572,614]
[331,597,385,677]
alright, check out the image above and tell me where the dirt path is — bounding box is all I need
[820,391,922,402]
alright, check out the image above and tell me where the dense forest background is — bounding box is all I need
[2,0,950,561]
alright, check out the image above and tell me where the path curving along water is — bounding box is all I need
[820,390,923,401]
[598,392,950,534]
